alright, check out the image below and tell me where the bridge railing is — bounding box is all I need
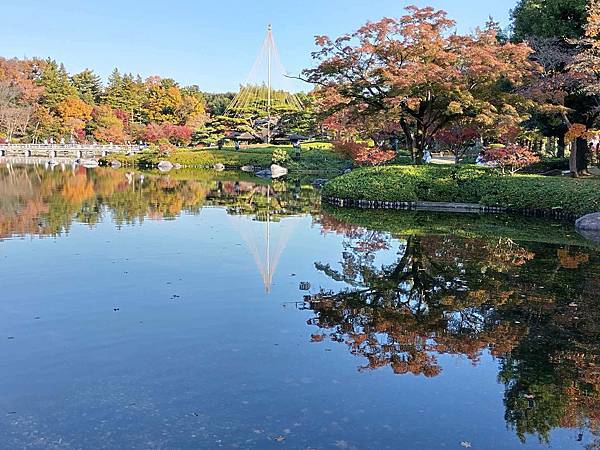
[0,143,144,151]
[0,143,146,157]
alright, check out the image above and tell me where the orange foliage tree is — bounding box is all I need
[304,7,538,162]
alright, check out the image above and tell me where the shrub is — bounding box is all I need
[484,144,540,175]
[332,141,395,166]
[521,158,570,174]
[99,145,353,172]
[272,148,289,164]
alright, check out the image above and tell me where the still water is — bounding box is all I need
[0,164,598,449]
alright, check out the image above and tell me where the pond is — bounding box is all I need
[0,164,598,449]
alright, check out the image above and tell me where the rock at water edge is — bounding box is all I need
[270,164,288,178]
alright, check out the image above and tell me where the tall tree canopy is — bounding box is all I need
[512,0,600,174]
[0,58,216,144]
[511,0,588,41]
[71,69,102,105]
[304,6,538,162]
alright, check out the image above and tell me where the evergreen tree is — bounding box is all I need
[71,69,102,105]
[38,59,77,110]
[511,0,588,41]
[203,92,234,116]
[103,68,124,109]
[120,73,147,123]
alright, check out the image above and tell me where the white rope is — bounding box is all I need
[225,25,303,118]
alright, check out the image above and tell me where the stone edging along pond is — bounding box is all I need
[323,196,581,222]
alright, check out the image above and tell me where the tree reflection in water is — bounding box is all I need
[2,164,598,445]
[0,164,319,240]
[309,210,600,444]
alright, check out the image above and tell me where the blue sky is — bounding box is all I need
[1,0,518,92]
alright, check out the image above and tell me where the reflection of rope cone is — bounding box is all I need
[228,186,297,293]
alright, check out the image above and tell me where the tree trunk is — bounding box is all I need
[557,134,566,159]
[576,138,589,174]
[571,137,589,177]
[400,119,417,164]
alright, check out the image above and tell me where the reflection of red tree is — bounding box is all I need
[307,292,526,378]
[310,217,600,442]
[61,172,95,203]
[317,213,390,254]
[0,198,49,238]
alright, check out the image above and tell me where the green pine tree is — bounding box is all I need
[39,59,77,110]
[71,69,102,105]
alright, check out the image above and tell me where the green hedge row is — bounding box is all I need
[322,165,600,217]
[520,158,570,174]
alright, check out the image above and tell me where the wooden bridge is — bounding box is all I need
[0,143,144,159]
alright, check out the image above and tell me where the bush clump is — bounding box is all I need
[322,165,600,217]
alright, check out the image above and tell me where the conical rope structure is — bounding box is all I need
[225,25,303,143]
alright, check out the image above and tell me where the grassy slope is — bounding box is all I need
[104,145,352,173]
[322,165,600,217]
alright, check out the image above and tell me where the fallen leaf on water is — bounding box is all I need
[460,441,472,448]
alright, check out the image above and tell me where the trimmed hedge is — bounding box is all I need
[521,158,570,174]
[322,165,600,217]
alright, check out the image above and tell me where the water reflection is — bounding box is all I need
[1,164,599,448]
[0,165,320,238]
[308,209,600,444]
[0,165,320,292]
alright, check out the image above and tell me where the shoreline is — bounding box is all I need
[323,196,579,221]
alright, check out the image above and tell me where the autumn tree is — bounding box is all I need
[56,96,93,140]
[0,58,214,143]
[563,0,600,175]
[0,58,43,141]
[142,122,192,146]
[90,105,128,143]
[513,0,599,174]
[178,85,207,129]
[434,123,479,163]
[142,77,183,124]
[569,0,600,108]
[521,37,578,157]
[304,7,537,163]
[484,143,540,175]
[332,140,396,166]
